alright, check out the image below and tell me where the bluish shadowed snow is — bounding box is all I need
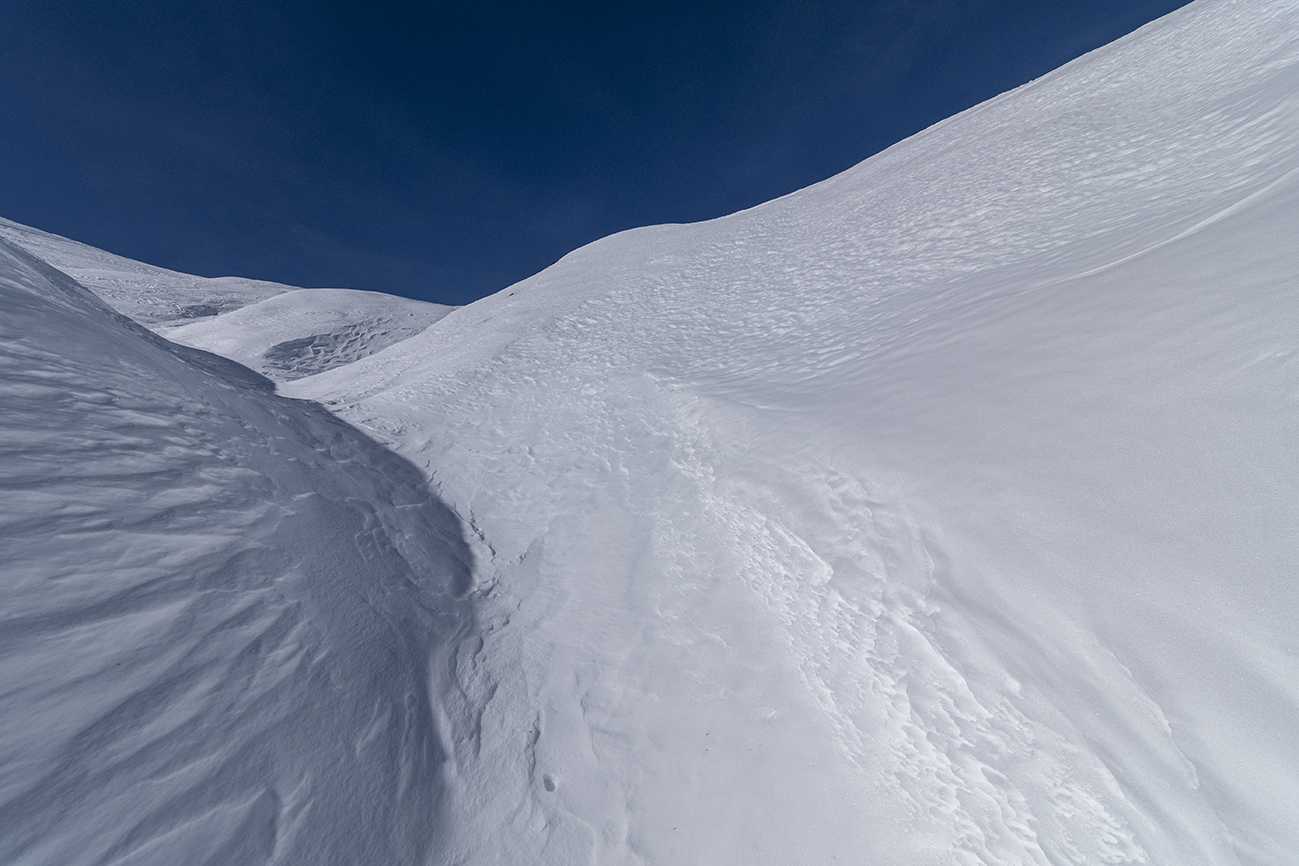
[0,238,474,865]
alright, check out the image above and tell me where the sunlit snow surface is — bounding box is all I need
[164,290,453,382]
[5,0,1299,863]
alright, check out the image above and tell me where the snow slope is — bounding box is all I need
[296,0,1299,863]
[5,0,1299,863]
[0,239,473,865]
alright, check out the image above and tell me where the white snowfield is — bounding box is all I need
[3,0,1299,863]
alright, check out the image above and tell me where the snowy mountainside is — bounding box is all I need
[4,0,1299,863]
[284,0,1299,863]
[0,238,473,865]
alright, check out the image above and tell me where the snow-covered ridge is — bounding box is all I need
[0,218,454,384]
[0,216,295,325]
[5,0,1299,863]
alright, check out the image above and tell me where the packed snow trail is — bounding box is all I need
[0,239,474,865]
[286,0,1299,863]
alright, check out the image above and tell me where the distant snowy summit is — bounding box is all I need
[0,217,453,382]
[0,215,295,324]
[5,0,1299,864]
[163,289,453,381]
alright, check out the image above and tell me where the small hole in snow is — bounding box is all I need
[542,774,556,792]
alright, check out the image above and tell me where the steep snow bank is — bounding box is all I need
[283,0,1299,862]
[0,239,473,865]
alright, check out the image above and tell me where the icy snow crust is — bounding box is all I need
[5,0,1299,862]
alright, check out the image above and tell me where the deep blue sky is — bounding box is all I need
[2,0,1187,305]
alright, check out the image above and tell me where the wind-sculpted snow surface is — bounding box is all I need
[284,0,1299,863]
[0,240,474,865]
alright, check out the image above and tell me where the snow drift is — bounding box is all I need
[4,0,1299,863]
[0,240,473,865]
